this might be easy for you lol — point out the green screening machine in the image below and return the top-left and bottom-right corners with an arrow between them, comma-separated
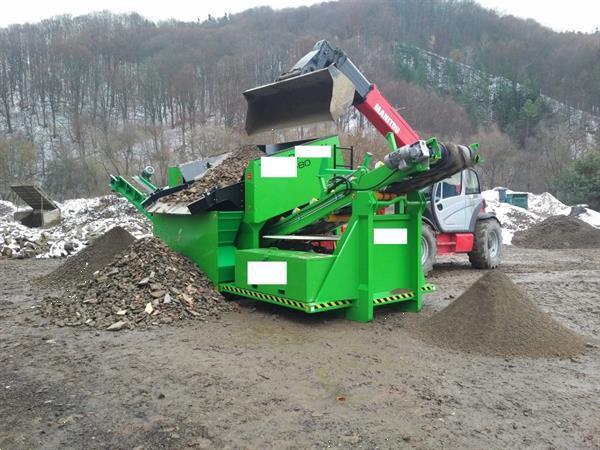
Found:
110,40 -> 480,322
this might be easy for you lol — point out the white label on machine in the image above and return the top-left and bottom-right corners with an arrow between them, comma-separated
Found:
260,157 -> 297,178
247,261 -> 287,285
373,228 -> 407,245
295,145 -> 331,158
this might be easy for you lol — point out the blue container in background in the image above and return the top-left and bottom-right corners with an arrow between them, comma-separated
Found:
496,187 -> 508,203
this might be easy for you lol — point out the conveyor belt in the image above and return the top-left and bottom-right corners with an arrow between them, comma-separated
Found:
10,185 -> 58,211
262,235 -> 341,241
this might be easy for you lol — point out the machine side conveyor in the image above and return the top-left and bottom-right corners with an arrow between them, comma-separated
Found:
109,175 -> 152,219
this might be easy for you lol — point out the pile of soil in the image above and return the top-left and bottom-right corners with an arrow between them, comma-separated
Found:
419,271 -> 587,358
40,237 -> 237,330
166,145 -> 263,204
37,227 -> 135,286
513,215 -> 600,249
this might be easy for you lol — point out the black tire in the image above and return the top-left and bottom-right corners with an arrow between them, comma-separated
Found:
468,219 -> 502,269
421,223 -> 437,276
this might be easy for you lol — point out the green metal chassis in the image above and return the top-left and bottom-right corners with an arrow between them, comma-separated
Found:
222,190 -> 429,322
111,135 -> 437,322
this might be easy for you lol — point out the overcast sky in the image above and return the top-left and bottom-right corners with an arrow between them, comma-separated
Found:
0,0 -> 598,33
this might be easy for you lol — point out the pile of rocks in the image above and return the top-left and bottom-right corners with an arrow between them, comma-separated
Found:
165,145 -> 262,204
0,230 -> 46,258
39,237 -> 237,330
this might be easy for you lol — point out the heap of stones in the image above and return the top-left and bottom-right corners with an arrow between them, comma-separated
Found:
40,237 -> 237,330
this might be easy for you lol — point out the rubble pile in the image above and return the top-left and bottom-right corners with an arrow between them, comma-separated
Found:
0,195 -> 151,259
39,237 -> 237,330
165,145 -> 262,204
419,271 -> 587,358
513,215 -> 600,249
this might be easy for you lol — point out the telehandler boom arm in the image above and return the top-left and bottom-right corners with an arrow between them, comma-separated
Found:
244,40 -> 419,147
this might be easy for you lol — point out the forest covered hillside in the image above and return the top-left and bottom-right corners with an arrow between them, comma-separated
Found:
0,0 -> 599,203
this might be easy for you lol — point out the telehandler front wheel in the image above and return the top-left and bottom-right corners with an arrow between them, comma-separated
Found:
468,219 -> 502,269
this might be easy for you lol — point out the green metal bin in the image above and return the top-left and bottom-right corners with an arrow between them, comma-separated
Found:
152,211 -> 243,285
505,192 -> 528,209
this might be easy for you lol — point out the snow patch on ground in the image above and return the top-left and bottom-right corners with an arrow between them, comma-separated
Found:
482,191 -> 541,244
483,189 -> 600,244
528,192 -> 571,217
0,195 -> 151,259
2,187 -> 599,258
0,200 -> 17,217
578,208 -> 600,228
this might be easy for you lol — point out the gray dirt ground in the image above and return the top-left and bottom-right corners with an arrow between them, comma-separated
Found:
1,246 -> 599,449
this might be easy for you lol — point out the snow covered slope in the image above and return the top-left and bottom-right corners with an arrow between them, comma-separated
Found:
2,188 -> 599,257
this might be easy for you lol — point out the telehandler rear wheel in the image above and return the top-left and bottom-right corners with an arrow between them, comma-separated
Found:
421,223 -> 437,276
468,219 -> 502,269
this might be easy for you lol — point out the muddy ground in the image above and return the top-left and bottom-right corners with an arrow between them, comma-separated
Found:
1,247 -> 599,449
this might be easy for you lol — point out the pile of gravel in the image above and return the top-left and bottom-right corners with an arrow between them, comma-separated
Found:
40,237 -> 237,330
165,145 -> 262,204
419,271 -> 587,358
37,227 -> 135,287
512,215 -> 600,249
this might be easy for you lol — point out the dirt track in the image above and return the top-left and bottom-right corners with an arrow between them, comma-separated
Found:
1,246 -> 599,449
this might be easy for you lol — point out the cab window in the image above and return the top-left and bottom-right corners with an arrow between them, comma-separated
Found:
440,172 -> 462,198
464,169 -> 480,195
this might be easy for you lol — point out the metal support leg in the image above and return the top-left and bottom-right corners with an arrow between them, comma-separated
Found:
345,192 -> 374,322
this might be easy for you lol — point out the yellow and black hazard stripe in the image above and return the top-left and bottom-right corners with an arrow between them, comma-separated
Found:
421,283 -> 436,292
221,284 -> 308,311
221,282 -> 435,313
312,299 -> 353,310
220,284 -> 354,313
374,283 -> 436,306
373,291 -> 416,305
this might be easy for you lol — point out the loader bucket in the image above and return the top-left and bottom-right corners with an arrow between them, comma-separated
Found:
244,66 -> 356,135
